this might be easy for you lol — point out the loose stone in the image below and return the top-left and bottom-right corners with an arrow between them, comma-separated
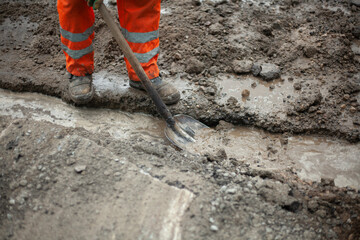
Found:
19,179 -> 28,187
210,225 -> 219,232
293,82 -> 302,90
74,165 -> 86,173
242,89 -> 250,98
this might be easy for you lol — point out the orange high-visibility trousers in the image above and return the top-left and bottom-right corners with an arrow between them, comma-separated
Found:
57,0 -> 161,81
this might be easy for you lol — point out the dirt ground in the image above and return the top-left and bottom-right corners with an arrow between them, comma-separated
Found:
1,0 -> 360,239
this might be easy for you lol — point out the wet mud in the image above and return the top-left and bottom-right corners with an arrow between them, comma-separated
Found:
189,124 -> 360,189
0,0 -> 359,141
1,0 -> 360,239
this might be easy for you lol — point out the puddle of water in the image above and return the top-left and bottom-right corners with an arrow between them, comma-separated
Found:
0,89 -> 165,141
187,126 -> 360,189
216,74 -> 298,116
286,136 -> 360,189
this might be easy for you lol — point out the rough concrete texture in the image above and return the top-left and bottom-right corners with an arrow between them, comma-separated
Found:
1,90 -> 360,239
1,0 -> 360,239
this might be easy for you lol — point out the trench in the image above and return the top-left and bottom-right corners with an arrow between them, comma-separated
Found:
1,89 -> 359,190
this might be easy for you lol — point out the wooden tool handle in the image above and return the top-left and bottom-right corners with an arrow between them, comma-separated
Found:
98,4 -> 175,126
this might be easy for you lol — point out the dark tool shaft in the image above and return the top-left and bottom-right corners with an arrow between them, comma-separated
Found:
99,4 -> 175,127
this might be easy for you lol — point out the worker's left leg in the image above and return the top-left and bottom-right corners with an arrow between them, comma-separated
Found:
57,0 -> 95,104
117,0 -> 180,105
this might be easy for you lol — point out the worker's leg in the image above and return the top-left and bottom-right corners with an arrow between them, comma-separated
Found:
57,0 -> 95,76
117,0 -> 160,81
117,0 -> 180,105
57,0 -> 95,104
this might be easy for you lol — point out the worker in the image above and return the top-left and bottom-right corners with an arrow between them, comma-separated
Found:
57,0 -> 180,105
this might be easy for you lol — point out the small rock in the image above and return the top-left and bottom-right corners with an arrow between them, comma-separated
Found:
210,225 -> 219,232
173,52 -> 182,60
350,106 -> 357,113
209,23 -> 223,35
209,66 -> 218,75
251,82 -> 257,88
104,170 -> 111,176
74,165 -> 86,173
114,172 -> 121,177
307,200 -> 319,212
269,85 -> 275,90
227,96 -> 238,106
226,188 -> 237,194
251,64 -> 262,76
304,46 -> 318,58
293,82 -> 302,90
211,50 -> 218,58
232,60 -> 253,74
343,94 -> 350,101
9,199 -> 15,205
19,179 -> 28,187
205,149 -> 227,162
321,178 -> 335,187
259,63 -> 281,81
309,106 -> 318,112
340,104 -> 346,110
186,57 -> 205,74
242,89 -> 250,98
215,120 -> 234,131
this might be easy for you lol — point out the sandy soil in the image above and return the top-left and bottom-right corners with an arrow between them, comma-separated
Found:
1,0 -> 360,239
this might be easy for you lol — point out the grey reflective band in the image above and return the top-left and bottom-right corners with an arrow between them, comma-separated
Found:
133,47 -> 160,63
61,43 -> 94,59
120,27 -> 159,44
60,25 -> 94,42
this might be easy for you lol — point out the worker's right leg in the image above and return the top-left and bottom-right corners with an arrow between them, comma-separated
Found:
117,0 -> 180,105
57,0 -> 95,104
